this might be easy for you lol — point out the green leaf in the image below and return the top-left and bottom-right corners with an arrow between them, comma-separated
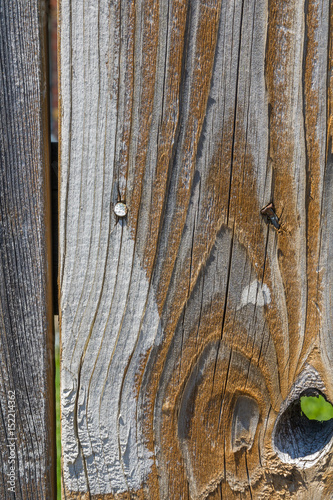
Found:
300,395 -> 333,422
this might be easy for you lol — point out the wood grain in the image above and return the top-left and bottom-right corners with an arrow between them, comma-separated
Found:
0,1 -> 55,499
59,0 -> 333,497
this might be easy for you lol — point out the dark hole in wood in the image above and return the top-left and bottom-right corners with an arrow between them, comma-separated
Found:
274,389 -> 333,460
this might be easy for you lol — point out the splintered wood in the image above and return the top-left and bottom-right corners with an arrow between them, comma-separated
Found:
59,0 -> 333,498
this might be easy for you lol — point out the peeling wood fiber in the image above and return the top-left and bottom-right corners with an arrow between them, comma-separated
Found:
59,0 -> 333,498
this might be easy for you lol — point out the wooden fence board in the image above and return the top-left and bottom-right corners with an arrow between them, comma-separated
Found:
59,0 -> 333,498
0,2 -> 55,499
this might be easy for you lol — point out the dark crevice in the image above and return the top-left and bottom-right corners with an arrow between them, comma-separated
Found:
211,226 -> 234,394
148,0 -> 191,293
274,389 -> 333,460
261,226 -> 270,284
212,0 -> 245,394
50,141 -> 58,315
245,453 -> 253,499
74,358 -> 91,497
160,0 -> 171,121
227,0 -> 245,224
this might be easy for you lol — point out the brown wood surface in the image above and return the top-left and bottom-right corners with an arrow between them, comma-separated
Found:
0,2 -> 55,499
59,0 -> 333,498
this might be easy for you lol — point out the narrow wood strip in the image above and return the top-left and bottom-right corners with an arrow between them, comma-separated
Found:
0,1 -> 55,498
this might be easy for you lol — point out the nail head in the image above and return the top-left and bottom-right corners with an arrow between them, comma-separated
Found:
114,202 -> 128,217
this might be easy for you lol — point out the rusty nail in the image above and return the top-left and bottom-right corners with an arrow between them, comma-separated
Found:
260,202 -> 280,229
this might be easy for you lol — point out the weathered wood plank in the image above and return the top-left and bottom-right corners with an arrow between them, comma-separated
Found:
59,0 -> 333,498
0,1 -> 55,499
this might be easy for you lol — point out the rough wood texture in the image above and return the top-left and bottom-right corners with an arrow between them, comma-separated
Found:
59,0 -> 333,497
0,1 -> 55,499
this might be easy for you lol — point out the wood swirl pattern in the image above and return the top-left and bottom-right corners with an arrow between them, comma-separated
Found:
59,0 -> 333,497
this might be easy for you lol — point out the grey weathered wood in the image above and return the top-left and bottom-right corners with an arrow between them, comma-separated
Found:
59,0 -> 333,498
0,2 -> 55,499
